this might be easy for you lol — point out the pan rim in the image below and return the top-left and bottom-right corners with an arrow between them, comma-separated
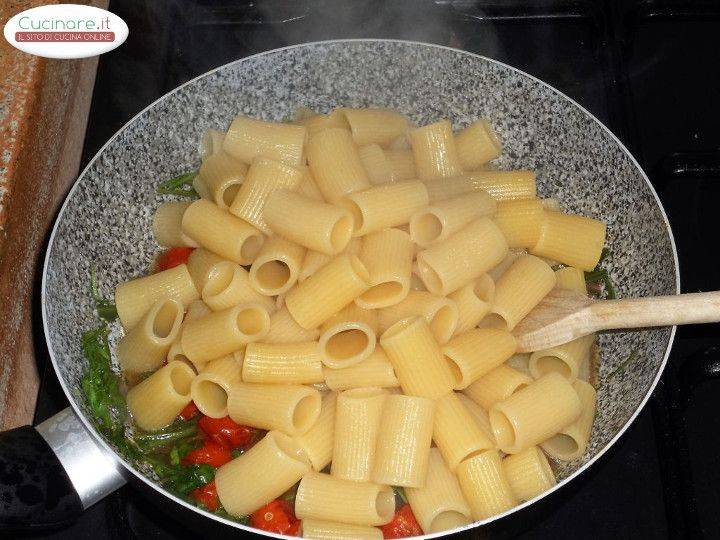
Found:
41,38 -> 680,538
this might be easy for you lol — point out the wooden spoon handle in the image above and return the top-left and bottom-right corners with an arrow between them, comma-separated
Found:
587,291 -> 720,332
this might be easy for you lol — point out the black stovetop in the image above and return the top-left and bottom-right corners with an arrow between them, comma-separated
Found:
25,1 -> 720,538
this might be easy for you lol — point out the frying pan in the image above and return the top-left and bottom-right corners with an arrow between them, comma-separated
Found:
0,40 -> 678,536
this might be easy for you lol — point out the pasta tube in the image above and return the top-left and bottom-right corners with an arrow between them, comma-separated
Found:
285,254 -> 371,329
199,128 -> 225,159
416,217 -> 508,296
341,108 -> 409,147
264,306 -> 321,344
181,303 -> 270,364
554,266 -> 588,293
307,127 -> 371,203
386,150 -> 416,181
423,170 -> 536,203
493,198 -> 544,248
264,190 -> 353,255
115,264 -> 199,330
295,391 -> 337,471
490,372 -> 582,454
378,290 -> 458,344
229,157 -> 303,234
223,115 -> 306,166
152,201 -> 197,247
340,181 -> 429,237
182,199 -> 264,265
443,328 -> 517,389
463,365 -> 532,411
248,235 -> 306,296
227,382 -> 321,435
201,260 -> 276,312
216,431 -> 311,517
454,119 -> 502,170
323,348 -> 399,391
433,393 -> 493,471
126,361 -> 195,431
242,341 -> 323,384
409,120 -> 462,180
295,472 -> 395,526
198,151 -> 247,210
456,393 -> 495,444
456,450 -> 518,520
190,352 -> 243,418
301,519 -> 382,539
318,303 -> 378,368
487,254 -> 556,331
529,333 -> 595,382
379,317 -> 455,400
541,380 -> 596,461
502,446 -> 556,502
405,448 -> 472,534
117,298 -> 183,374
332,388 -> 387,482
372,394 -> 435,488
358,144 -> 393,184
529,211 -> 607,271
447,275 -> 495,336
356,228 -> 414,309
409,191 -> 496,248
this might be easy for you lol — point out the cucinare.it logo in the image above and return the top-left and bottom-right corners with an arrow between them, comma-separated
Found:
3,4 -> 128,59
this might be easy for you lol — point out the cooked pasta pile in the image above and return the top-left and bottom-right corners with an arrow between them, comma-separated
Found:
114,107 -> 607,538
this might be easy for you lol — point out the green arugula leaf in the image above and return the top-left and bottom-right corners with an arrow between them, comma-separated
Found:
393,486 -> 408,505
157,171 -> 199,198
585,248 -> 616,300
134,418 -> 200,454
160,463 -> 215,496
169,437 -> 203,465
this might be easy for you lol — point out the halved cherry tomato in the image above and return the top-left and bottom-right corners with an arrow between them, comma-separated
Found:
191,481 -> 219,512
178,401 -> 200,420
199,415 -> 255,449
250,499 -> 301,536
156,247 -> 194,272
381,504 -> 423,538
182,440 -> 232,467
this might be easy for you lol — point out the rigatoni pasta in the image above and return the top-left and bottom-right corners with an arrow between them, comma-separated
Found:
443,328 -> 517,389
501,446 -> 556,502
323,348 -> 399,391
318,303 -> 378,368
182,199 -> 264,265
216,431 -> 311,517
242,341 -> 323,384
380,317 -> 456,400
378,290 -> 459,344
340,181 -> 429,237
295,472 -> 395,526
405,448 -> 472,534
306,127 -> 371,203
198,151 -> 247,210
409,119 -> 463,180
454,119 -> 502,169
416,217 -> 508,296
152,201 -> 197,247
248,235 -> 306,296
106,106 -> 612,534
372,394 -> 435,487
223,115 -> 306,166
356,228 -> 413,309
227,382 -> 321,436
229,157 -> 303,234
115,264 -> 199,330
409,191 -> 496,248
489,372 -> 582,454
332,388 -> 387,482
264,190 -> 353,255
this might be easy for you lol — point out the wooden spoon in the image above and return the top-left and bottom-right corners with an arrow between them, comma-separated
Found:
513,288 -> 720,353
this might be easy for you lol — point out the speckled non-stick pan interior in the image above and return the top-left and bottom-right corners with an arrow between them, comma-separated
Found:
42,40 -> 678,528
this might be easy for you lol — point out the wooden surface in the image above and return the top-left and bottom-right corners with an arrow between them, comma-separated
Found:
0,1 -> 106,429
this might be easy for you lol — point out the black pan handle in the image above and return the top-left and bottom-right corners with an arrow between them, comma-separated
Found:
0,408 -> 126,530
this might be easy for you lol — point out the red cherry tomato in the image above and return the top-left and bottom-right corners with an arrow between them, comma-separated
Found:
381,505 -> 423,538
199,415 -> 255,449
250,499 -> 301,536
182,440 -> 232,467
156,247 -> 194,272
178,401 -> 200,421
191,481 -> 219,512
